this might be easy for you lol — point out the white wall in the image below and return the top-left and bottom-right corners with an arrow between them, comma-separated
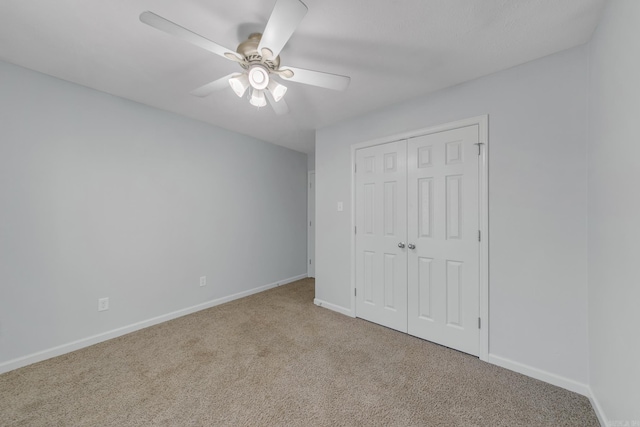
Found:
316,46 -> 590,387
588,0 -> 640,422
0,60 -> 308,369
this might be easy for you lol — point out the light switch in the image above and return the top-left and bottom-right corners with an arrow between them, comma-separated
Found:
337,202 -> 344,212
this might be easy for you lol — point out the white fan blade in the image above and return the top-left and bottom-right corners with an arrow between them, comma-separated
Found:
191,73 -> 237,97
258,0 -> 308,59
278,66 -> 350,91
140,11 -> 244,63
266,90 -> 289,115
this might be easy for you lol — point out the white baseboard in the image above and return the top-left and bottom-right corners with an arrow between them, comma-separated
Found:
488,354 -> 590,397
588,387 -> 608,427
273,274 -> 308,287
313,298 -> 354,317
0,273 -> 308,375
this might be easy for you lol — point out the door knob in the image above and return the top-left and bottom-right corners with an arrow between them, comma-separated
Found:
398,242 -> 405,248
408,243 -> 416,249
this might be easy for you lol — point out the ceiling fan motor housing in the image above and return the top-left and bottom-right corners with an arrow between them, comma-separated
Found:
236,33 -> 280,71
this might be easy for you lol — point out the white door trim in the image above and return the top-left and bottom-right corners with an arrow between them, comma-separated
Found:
350,115 -> 489,361
307,171 -> 315,278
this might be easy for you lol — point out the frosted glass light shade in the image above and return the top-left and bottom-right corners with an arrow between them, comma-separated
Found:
229,74 -> 250,97
267,80 -> 287,102
248,66 -> 269,90
250,89 -> 267,107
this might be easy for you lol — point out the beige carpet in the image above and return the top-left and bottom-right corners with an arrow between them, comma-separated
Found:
1,278 -> 598,426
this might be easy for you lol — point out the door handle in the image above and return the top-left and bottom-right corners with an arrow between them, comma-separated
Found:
398,242 -> 405,249
408,243 -> 416,250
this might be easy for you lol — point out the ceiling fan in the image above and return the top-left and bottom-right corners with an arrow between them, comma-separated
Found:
140,0 -> 350,115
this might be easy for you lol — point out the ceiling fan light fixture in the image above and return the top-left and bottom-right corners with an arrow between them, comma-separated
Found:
250,89 -> 267,107
267,80 -> 287,102
228,74 -> 250,98
248,65 -> 270,90
141,0 -> 350,116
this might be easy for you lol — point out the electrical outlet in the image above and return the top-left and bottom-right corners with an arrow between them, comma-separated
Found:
98,297 -> 109,312
199,276 -> 206,287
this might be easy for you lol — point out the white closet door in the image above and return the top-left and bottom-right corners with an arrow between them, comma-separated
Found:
355,140 -> 408,332
407,126 -> 480,355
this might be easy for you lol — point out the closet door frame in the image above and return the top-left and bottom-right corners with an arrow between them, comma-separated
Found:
349,115 -> 489,362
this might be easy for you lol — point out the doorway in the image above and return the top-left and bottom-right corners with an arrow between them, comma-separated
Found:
308,171 -> 315,278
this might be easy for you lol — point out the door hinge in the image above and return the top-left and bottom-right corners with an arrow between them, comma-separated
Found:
309,221 -> 312,226
354,163 -> 357,173
309,259 -> 312,265
354,288 -> 357,296
354,226 -> 357,234
478,230 -> 481,242
474,142 -> 484,155
478,317 -> 481,329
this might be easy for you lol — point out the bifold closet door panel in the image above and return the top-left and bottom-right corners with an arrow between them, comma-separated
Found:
354,140 -> 408,333
406,126 -> 480,356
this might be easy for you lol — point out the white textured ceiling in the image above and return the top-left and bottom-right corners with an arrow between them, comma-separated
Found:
0,0 -> 606,153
